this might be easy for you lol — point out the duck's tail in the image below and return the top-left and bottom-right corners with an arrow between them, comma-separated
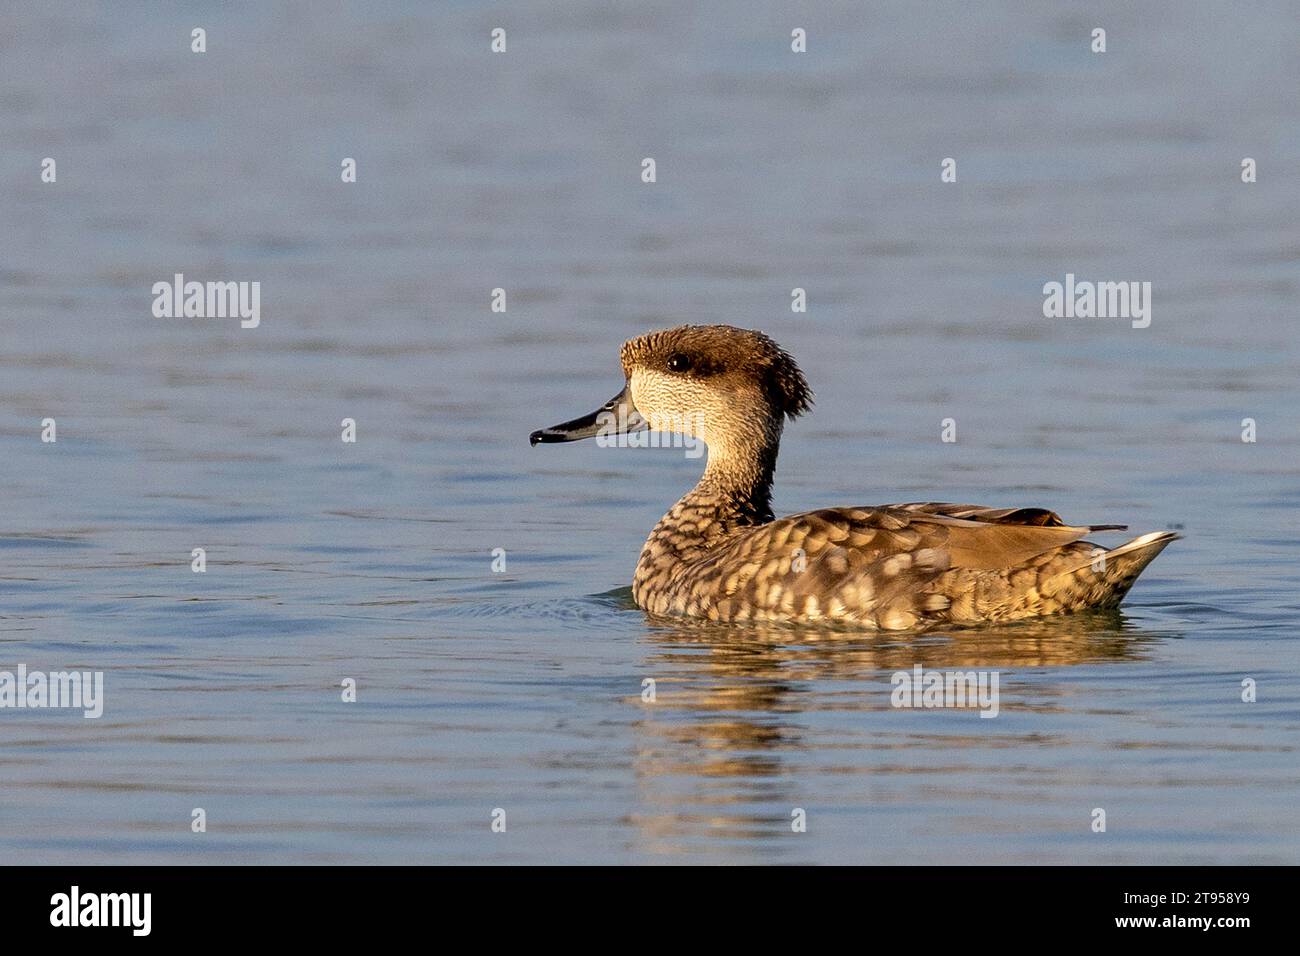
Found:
1108,530 -> 1181,560
1047,530 -> 1180,609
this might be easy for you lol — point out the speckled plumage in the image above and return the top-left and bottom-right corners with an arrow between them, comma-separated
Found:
533,325 -> 1177,630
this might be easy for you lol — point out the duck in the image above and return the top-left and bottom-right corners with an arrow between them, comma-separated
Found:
530,324 -> 1177,630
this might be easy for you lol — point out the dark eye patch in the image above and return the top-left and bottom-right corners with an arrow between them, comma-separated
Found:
665,352 -> 724,376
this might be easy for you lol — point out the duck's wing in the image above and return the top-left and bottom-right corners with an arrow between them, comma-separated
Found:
880,501 -> 1131,569
754,504 -> 1114,572
889,501 -> 1127,533
705,504 -> 1124,627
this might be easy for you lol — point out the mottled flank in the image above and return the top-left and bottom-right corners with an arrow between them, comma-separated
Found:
634,499 -> 1178,629
539,325 -> 1178,630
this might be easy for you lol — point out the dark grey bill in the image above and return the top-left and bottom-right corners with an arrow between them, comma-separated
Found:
530,384 -> 645,446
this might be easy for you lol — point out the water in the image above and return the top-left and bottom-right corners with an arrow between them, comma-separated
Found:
1,0 -> 1297,864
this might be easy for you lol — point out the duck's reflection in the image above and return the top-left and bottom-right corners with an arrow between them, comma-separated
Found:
627,609 -> 1175,859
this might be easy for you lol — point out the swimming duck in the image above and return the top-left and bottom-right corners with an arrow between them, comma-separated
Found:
530,325 -> 1176,630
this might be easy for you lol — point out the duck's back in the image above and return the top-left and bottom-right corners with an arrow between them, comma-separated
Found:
632,501 -> 1177,629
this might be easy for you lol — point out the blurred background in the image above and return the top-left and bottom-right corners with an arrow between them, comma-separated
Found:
0,0 -> 1297,863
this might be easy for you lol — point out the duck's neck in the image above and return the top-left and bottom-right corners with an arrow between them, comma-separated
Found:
692,432 -> 779,527
633,425 -> 783,605
631,429 -> 780,608
655,425 -> 782,550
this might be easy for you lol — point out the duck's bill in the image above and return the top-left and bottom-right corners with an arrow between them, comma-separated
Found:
530,385 -> 646,445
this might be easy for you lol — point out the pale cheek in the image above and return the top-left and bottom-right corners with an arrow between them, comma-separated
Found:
628,371 -> 656,417
653,411 -> 704,436
629,372 -> 669,422
631,372 -> 707,435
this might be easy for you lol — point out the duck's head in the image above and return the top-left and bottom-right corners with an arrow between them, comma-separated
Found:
529,325 -> 812,453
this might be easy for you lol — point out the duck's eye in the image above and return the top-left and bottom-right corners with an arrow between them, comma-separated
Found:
667,353 -> 692,373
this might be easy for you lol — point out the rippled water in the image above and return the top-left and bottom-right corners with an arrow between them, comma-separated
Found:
2,1 -> 1297,864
